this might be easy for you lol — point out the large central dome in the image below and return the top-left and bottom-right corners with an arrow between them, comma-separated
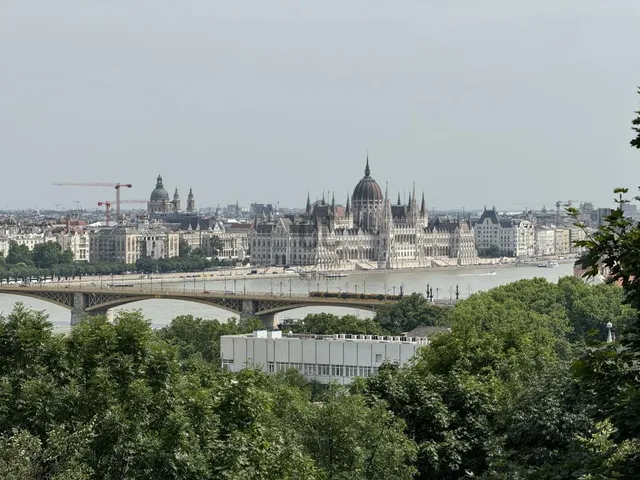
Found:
352,156 -> 383,202
150,174 -> 170,202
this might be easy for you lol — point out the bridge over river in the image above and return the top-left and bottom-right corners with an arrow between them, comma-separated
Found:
0,284 -> 452,328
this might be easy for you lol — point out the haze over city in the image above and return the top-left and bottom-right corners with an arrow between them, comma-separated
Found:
1,1 -> 640,211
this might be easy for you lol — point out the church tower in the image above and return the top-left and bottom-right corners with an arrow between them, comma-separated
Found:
172,188 -> 180,212
186,188 -> 195,213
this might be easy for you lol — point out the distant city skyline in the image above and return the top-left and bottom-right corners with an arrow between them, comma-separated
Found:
1,1 -> 639,211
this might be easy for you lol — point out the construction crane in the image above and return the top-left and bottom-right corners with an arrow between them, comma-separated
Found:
98,200 -> 148,226
53,182 -> 132,223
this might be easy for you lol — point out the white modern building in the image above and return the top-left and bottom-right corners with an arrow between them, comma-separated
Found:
220,330 -> 428,384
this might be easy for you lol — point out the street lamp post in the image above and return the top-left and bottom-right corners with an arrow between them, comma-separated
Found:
289,278 -> 292,296
606,322 -> 614,343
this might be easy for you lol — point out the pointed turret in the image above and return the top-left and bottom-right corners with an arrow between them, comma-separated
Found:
322,191 -> 325,205
420,192 -> 426,216
397,192 -> 401,206
345,193 -> 350,215
365,153 -> 370,177
331,191 -> 335,215
407,192 -> 412,212
172,188 -> 181,212
186,187 -> 195,213
306,192 -> 312,215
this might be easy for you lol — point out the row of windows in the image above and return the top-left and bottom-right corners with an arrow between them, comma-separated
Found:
267,362 -> 380,378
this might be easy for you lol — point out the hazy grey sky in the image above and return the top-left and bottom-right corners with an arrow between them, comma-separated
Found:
1,1 -> 639,212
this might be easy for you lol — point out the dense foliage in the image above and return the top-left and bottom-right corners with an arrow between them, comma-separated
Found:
0,270 -> 637,478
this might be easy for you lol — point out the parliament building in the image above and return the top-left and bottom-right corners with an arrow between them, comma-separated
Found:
250,157 -> 478,270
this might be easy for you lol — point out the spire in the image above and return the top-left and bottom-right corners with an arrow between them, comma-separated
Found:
322,191 -> 325,205
331,191 -> 335,213
397,192 -> 401,206
364,153 -> 370,177
306,192 -> 311,215
345,193 -> 350,215
412,182 -> 416,205
408,192 -> 412,211
420,192 -> 426,216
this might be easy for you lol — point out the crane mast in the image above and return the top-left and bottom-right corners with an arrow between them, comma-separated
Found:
53,182 -> 132,224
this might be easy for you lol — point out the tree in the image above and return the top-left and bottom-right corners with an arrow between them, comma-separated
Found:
178,239 -> 191,258
158,315 -> 263,364
478,245 -> 501,258
209,235 -> 224,257
374,293 -> 450,334
32,241 -> 64,269
288,313 -> 386,336
5,241 -> 33,266
632,86 -> 640,149
301,387 -> 417,480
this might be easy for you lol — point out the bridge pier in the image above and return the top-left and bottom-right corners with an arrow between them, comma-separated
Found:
70,293 -> 111,326
259,313 -> 277,330
239,299 -> 277,329
240,300 -> 256,322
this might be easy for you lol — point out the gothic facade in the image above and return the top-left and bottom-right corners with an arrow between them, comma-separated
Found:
250,158 -> 478,270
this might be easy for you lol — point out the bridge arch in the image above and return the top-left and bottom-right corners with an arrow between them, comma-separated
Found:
85,295 -> 242,317
257,303 -> 377,317
0,290 -> 74,310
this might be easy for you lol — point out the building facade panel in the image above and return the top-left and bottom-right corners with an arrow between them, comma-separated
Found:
221,331 -> 427,385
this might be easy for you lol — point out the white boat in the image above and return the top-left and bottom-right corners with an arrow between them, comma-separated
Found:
538,260 -> 559,268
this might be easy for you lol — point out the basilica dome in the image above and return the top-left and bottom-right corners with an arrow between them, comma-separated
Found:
352,157 -> 383,202
150,174 -> 170,202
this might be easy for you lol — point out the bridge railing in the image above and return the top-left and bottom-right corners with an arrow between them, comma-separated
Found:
0,283 -> 460,305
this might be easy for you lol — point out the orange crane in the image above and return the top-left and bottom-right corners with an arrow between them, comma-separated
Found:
53,182 -> 132,223
98,200 -> 149,226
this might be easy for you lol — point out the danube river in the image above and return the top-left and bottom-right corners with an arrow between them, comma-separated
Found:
0,263 -> 576,332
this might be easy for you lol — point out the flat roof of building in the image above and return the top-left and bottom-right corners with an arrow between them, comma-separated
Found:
223,330 -> 428,345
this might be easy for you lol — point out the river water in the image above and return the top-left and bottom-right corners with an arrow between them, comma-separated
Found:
0,263 -> 575,332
